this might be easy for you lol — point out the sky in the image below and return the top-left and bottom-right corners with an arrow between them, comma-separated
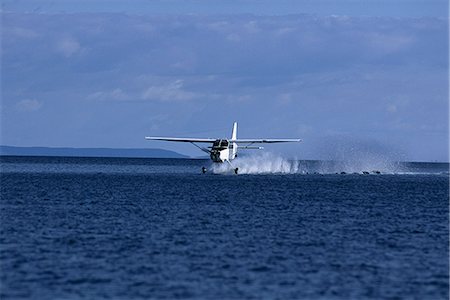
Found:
1,0 -> 449,162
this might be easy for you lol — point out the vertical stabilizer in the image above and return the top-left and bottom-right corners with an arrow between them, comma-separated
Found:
231,122 -> 238,158
231,122 -> 237,140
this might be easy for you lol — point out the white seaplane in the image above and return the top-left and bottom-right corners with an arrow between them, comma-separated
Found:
145,122 -> 301,173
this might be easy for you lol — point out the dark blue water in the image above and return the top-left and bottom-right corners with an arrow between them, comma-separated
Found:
1,156 -> 448,299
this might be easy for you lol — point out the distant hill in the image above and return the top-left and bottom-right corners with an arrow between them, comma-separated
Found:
0,146 -> 188,159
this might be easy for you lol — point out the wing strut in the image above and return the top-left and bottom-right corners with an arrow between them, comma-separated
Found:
190,142 -> 211,154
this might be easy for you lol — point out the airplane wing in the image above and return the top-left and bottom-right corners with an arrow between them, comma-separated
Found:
145,137 -> 216,143
231,139 -> 302,144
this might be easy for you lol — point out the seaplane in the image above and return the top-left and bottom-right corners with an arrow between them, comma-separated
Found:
145,122 -> 302,174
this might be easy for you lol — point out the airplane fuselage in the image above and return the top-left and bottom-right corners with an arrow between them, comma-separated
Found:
210,139 -> 236,163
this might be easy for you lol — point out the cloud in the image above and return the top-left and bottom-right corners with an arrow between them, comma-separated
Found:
277,93 -> 293,105
7,27 -> 40,39
386,104 -> 398,113
87,88 -> 130,101
243,20 -> 260,34
141,79 -> 196,102
56,36 -> 82,57
16,99 -> 42,112
226,33 -> 241,42
367,32 -> 415,55
1,12 -> 447,161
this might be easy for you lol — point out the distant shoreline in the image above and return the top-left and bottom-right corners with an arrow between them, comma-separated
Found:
0,145 -> 189,159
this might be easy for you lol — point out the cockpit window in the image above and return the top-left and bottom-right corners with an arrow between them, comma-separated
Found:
213,139 -> 229,149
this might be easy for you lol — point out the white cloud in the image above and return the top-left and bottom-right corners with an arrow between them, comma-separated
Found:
56,37 -> 82,57
8,27 -> 39,39
367,32 -> 415,54
244,20 -> 260,34
16,99 -> 42,112
225,94 -> 254,103
207,21 -> 229,33
277,93 -> 293,105
275,27 -> 296,36
87,88 -> 130,101
141,79 -> 196,102
386,104 -> 398,113
226,33 -> 241,42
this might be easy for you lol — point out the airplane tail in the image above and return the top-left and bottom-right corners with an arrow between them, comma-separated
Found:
231,122 -> 238,159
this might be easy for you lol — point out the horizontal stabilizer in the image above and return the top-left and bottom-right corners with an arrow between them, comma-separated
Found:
230,139 -> 302,144
240,146 -> 264,150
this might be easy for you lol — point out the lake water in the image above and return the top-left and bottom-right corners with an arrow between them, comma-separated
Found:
1,156 -> 448,299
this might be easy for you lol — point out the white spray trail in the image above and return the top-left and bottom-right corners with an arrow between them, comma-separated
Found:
210,152 -> 405,175
212,153 -> 299,174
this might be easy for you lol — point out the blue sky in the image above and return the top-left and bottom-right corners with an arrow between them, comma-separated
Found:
1,1 -> 448,161
2,0 -> 448,17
